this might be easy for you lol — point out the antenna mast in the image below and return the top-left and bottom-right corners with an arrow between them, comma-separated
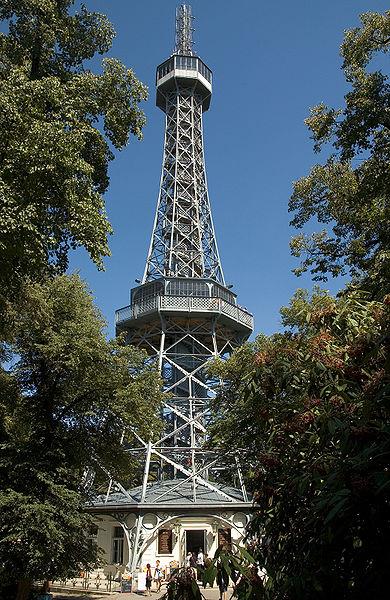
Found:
174,4 -> 195,55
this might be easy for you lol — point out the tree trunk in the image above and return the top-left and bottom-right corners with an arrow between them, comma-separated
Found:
16,578 -> 32,600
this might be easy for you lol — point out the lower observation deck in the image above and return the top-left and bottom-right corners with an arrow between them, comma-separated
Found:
116,294 -> 253,332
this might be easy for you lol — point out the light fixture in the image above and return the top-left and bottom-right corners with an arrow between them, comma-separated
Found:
135,278 -> 141,283
226,284 -> 233,289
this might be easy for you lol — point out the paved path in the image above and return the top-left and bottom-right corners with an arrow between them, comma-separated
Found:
53,586 -> 222,600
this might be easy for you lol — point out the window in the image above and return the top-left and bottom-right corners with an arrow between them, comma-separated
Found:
89,523 -> 98,537
175,56 -> 197,70
132,281 -> 163,304
166,279 -> 209,297
87,523 -> 99,551
158,528 -> 173,554
157,58 -> 174,81
211,284 -> 236,304
112,526 -> 124,564
198,60 -> 211,83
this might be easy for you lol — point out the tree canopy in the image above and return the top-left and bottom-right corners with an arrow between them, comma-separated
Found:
209,290 -> 390,599
289,11 -> 390,296
0,3 -> 155,598
209,10 -> 390,599
0,275 -> 163,598
0,0 -> 147,310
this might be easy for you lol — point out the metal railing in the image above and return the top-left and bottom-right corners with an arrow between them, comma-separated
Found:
116,295 -> 253,329
51,572 -> 122,593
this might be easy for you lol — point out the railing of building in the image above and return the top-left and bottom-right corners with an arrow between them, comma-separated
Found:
116,295 -> 253,329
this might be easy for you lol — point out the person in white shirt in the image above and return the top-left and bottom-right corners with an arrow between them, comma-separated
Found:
196,549 -> 204,580
197,549 -> 204,566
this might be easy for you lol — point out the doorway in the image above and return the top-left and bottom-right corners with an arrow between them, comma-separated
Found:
186,530 -> 206,555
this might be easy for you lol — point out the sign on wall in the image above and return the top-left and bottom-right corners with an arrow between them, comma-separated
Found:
158,528 -> 173,554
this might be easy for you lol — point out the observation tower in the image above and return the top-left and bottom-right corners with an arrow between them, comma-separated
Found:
91,5 -> 254,578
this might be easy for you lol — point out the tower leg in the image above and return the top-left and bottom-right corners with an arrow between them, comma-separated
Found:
129,441 -> 152,576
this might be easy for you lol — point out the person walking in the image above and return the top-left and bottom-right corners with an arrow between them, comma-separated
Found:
145,564 -> 153,596
203,553 -> 213,588
154,559 -> 163,592
216,560 -> 229,600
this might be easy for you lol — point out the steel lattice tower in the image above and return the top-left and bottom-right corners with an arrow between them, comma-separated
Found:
144,7 -> 223,285
101,4 -> 254,573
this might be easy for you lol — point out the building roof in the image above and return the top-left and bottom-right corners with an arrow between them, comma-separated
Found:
91,478 -> 249,508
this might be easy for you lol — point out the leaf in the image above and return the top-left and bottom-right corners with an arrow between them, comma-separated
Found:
237,546 -> 256,565
191,578 -> 201,600
220,553 -> 231,577
324,496 -> 350,525
203,564 -> 217,586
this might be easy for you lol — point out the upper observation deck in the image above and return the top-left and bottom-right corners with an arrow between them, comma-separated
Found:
156,55 -> 212,111
116,278 -> 253,334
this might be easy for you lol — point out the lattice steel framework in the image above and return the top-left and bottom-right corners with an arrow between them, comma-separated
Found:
109,4 -> 253,573
124,311 -> 248,487
174,4 -> 194,55
143,18 -> 224,284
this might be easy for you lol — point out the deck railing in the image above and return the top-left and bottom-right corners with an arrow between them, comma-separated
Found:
116,295 -> 253,329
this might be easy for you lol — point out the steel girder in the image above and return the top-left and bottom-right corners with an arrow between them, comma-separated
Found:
125,313 -> 247,503
143,88 -> 224,284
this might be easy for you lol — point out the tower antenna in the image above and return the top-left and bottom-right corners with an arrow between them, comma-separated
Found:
174,4 -> 195,55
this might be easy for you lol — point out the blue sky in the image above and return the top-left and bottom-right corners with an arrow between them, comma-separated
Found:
69,0 -> 388,339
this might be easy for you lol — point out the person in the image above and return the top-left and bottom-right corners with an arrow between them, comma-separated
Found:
203,553 -> 213,588
185,552 -> 193,568
154,559 -> 163,592
196,548 -> 204,581
197,548 -> 204,566
249,565 -> 264,590
216,561 -> 229,600
145,564 -> 153,596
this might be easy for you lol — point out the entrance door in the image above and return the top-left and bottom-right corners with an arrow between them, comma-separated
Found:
186,530 -> 206,555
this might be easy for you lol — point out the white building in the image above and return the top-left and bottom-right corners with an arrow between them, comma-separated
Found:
89,480 -> 251,583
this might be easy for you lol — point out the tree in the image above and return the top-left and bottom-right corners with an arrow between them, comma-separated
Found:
0,275 -> 163,600
289,11 -> 390,296
0,0 -> 147,311
209,10 -> 390,599
209,289 -> 390,599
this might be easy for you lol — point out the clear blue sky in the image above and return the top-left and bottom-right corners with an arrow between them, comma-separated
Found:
69,0 -> 388,339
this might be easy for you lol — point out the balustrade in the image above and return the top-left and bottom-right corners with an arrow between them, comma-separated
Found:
116,294 -> 253,329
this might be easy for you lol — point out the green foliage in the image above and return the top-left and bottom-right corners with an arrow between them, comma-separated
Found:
162,547 -> 263,600
0,274 -> 163,591
210,290 -> 390,599
210,11 -> 390,599
163,568 -> 204,600
0,0 -> 147,309
289,11 -> 390,296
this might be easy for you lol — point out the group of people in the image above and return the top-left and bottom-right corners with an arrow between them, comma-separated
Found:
144,549 -> 264,600
185,548 -> 230,597
145,560 -> 164,595
185,547 -> 210,575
